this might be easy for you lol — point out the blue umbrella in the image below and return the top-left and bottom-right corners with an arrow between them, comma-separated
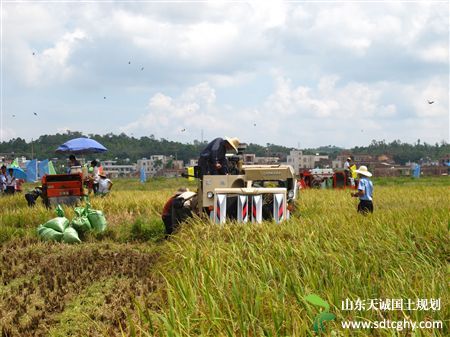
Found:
55,138 -> 107,154
7,167 -> 27,180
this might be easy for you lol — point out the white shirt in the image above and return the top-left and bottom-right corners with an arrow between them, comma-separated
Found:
6,175 -> 16,188
344,161 -> 350,170
98,178 -> 112,194
0,174 -> 6,191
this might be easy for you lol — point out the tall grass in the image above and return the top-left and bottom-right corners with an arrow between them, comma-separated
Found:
131,183 -> 449,337
1,177 -> 448,336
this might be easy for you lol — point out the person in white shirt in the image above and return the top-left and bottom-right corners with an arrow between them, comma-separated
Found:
0,165 -> 7,193
5,168 -> 16,194
97,174 -> 113,195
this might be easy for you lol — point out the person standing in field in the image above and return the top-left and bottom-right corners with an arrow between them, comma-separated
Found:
89,160 -> 100,193
5,168 -> 17,194
0,165 -> 7,193
344,157 -> 353,185
351,165 -> 374,214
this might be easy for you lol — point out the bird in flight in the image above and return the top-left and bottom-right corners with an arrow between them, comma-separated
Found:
32,52 -> 36,56
12,114 -> 15,117
128,61 -> 131,64
33,112 -> 38,116
428,100 -> 434,104
181,128 -> 186,132
253,123 -> 256,127
141,67 -> 144,71
104,96 -> 106,99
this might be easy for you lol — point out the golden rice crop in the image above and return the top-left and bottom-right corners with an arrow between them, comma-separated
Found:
0,177 -> 448,337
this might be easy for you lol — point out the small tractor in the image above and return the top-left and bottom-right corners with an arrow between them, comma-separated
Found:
41,172 -> 85,208
173,144 -> 298,225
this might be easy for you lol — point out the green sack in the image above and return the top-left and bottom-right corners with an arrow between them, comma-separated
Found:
74,207 -> 86,217
37,225 -> 63,242
62,227 -> 81,244
87,210 -> 107,232
71,216 -> 92,233
55,205 -> 65,217
42,217 -> 69,233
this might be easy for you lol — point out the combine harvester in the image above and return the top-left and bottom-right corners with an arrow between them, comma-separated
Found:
174,144 -> 298,225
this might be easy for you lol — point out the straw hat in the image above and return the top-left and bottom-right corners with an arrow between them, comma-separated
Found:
225,137 -> 240,153
354,165 -> 372,177
175,187 -> 189,196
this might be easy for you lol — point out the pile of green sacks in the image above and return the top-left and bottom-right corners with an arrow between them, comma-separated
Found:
37,203 -> 107,244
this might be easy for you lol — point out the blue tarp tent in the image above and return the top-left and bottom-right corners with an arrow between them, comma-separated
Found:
26,159 -> 38,182
38,159 -> 49,178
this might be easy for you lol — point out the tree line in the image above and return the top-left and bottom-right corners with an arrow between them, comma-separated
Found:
0,131 -> 448,165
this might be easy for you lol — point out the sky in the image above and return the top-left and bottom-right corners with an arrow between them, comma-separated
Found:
1,0 -> 449,148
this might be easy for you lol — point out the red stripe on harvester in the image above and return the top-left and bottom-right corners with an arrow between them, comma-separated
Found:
278,204 -> 283,219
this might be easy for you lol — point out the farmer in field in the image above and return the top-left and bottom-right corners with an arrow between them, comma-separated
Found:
351,165 -> 374,214
161,187 -> 189,237
97,174 -> 113,195
198,137 -> 240,177
0,165 -> 7,193
5,168 -> 17,194
344,157 -> 353,185
89,160 -> 100,193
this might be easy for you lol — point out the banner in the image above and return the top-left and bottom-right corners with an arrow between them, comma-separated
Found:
412,164 -> 421,178
11,158 -> 19,168
140,167 -> 147,183
26,159 -> 38,182
187,166 -> 194,181
48,161 -> 56,174
38,159 -> 49,178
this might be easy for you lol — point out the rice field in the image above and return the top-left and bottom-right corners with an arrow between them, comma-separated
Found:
0,177 -> 448,336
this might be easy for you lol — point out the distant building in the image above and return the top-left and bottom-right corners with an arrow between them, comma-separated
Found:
188,159 -> 198,166
242,153 -> 279,165
137,155 -> 184,177
286,150 -> 328,172
102,160 -> 137,178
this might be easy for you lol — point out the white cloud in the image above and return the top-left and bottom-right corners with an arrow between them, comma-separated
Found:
2,1 -> 448,146
121,75 -> 413,147
121,82 -> 234,139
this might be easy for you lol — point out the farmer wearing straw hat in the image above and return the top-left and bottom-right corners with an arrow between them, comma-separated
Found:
198,137 -> 240,177
351,165 -> 374,214
162,187 -> 190,236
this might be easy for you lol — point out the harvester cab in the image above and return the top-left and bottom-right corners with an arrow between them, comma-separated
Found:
178,143 -> 298,225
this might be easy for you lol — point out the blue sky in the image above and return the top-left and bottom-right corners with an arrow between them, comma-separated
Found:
1,0 -> 448,148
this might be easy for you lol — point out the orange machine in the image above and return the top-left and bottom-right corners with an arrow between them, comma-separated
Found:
41,173 -> 85,207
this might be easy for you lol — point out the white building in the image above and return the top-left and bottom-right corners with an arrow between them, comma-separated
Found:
102,160 -> 137,177
286,150 -> 329,172
137,155 -> 184,177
